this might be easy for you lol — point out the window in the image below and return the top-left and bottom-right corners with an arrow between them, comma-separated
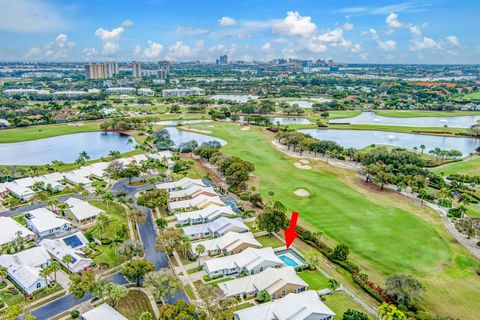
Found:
36,283 -> 41,288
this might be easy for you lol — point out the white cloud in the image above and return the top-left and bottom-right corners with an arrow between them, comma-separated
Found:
409,37 -> 439,51
408,24 -> 422,37
261,42 -> 272,53
378,40 -> 397,52
175,26 -> 209,36
94,26 -> 125,56
0,0 -> 67,33
274,37 -> 288,44
121,20 -> 134,28
25,33 -> 75,59
167,41 -> 201,60
316,28 -> 344,43
342,22 -> 354,31
143,41 -> 163,59
272,11 -> 316,36
445,35 -> 460,46
82,47 -> 98,58
219,17 -> 237,26
359,52 -> 369,60
385,13 -> 403,34
338,3 -> 430,15
25,47 -> 41,58
351,43 -> 363,53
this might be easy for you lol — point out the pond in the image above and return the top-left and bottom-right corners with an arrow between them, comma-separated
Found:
238,116 -> 312,125
0,132 -> 136,165
299,129 -> 480,156
330,111 -> 480,128
164,127 -> 226,147
285,97 -> 332,109
210,94 -> 259,103
153,119 -> 212,126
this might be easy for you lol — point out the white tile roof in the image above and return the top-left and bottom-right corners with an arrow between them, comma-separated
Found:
182,217 -> 249,237
40,234 -> 91,273
168,194 -> 224,211
65,197 -> 104,221
169,186 -> 217,200
192,231 -> 261,256
233,290 -> 335,320
27,207 -> 71,234
156,177 -> 206,190
82,304 -> 127,320
175,204 -> 235,224
0,217 -> 35,246
204,247 -> 284,274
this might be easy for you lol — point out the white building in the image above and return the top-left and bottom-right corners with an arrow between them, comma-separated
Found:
191,231 -> 261,257
219,266 -> 308,299
81,303 -> 127,320
106,87 -> 136,95
175,204 -> 235,225
26,208 -> 72,237
203,247 -> 285,277
0,217 -> 35,247
0,247 -> 52,294
156,177 -> 206,192
168,194 -> 225,212
137,88 -> 155,96
40,232 -> 91,273
65,197 -> 104,223
169,185 -> 217,202
161,87 -> 205,98
52,90 -> 88,98
182,217 -> 250,240
233,290 -> 335,320
3,89 -> 47,96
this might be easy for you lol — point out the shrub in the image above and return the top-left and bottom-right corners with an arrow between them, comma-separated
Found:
438,198 -> 452,208
101,238 -> 112,245
239,193 -> 250,201
71,310 -> 80,319
0,299 -> 4,309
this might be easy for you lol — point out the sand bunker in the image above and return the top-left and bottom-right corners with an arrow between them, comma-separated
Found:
299,159 -> 310,164
240,126 -> 251,131
294,189 -> 310,197
294,162 -> 312,170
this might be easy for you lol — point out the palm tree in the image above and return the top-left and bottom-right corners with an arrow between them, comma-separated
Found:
420,144 -> 426,154
57,203 -> 70,217
458,193 -> 471,206
102,192 -> 115,211
39,266 -> 52,286
62,255 -> 73,272
49,261 -> 61,283
195,244 -> 205,266
46,199 -> 60,212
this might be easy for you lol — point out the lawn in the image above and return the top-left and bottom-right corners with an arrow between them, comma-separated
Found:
255,235 -> 285,248
116,289 -> 154,319
230,302 -> 255,312
244,220 -> 260,233
323,292 -> 376,320
186,122 -> 480,319
184,284 -> 196,301
0,121 -> 101,143
374,110 -> 480,118
298,270 -> 330,290
432,155 -> 480,176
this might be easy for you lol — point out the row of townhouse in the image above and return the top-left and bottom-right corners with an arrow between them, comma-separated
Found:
0,151 -> 173,201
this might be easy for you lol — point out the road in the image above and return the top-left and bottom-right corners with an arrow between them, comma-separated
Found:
29,177 -> 184,319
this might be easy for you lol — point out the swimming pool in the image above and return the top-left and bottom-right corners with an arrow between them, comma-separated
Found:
279,254 -> 299,267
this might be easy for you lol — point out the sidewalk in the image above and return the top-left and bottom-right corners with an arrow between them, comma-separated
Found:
172,251 -> 201,302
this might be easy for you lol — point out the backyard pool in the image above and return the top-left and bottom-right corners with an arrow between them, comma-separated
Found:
275,248 -> 306,268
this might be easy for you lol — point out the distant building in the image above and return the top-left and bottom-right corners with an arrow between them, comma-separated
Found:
137,88 -> 155,96
105,87 -> 136,95
157,60 -> 172,79
217,54 -> 228,65
132,62 -> 142,80
84,62 -> 118,80
161,87 -> 205,98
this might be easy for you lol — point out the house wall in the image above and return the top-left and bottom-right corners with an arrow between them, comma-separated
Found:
248,261 -> 282,275
270,283 -> 307,300
229,243 -> 260,255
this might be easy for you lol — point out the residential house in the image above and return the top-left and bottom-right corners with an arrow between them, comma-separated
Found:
233,290 -> 335,320
3,181 -> 35,200
0,217 -> 35,248
63,171 -> 93,187
169,185 -> 217,202
156,177 -> 206,192
175,204 -> 235,225
191,231 -> 261,257
65,197 -> 104,223
40,232 -> 91,272
26,208 -> 72,237
81,303 -> 128,320
168,194 -> 225,212
0,247 -> 52,294
182,217 -> 250,240
219,266 -> 308,299
203,247 -> 285,277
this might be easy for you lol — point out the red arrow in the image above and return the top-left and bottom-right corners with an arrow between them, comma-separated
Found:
284,211 -> 299,249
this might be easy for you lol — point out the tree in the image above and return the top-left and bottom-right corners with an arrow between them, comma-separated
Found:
39,266 -> 52,286
69,271 -> 96,299
96,213 -> 111,238
385,274 -> 424,310
304,250 -> 321,267
379,303 -> 407,320
115,223 -> 129,241
102,191 -> 115,211
128,208 -> 146,225
62,254 -> 74,272
0,267 -> 7,284
328,278 -> 340,291
195,244 -> 206,266
138,312 -> 153,320
257,201 -> 289,235
155,218 -> 168,231
343,309 -> 369,320
156,228 -> 182,256
159,300 -> 197,320
197,283 -> 235,320
116,240 -> 144,259
0,303 -> 26,320
49,261 -> 61,283
137,189 -> 169,209
121,260 -> 155,286
144,269 -> 181,304
330,243 -> 350,261
458,193 -> 471,206
256,290 -> 271,303
93,282 -> 128,307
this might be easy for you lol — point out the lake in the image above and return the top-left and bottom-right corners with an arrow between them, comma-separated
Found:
299,129 -> 480,156
237,116 -> 312,125
211,94 -> 259,103
164,127 -> 226,147
330,111 -> 480,128
0,132 -> 136,165
153,119 -> 212,126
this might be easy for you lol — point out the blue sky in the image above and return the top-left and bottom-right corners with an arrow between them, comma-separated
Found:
0,0 -> 479,63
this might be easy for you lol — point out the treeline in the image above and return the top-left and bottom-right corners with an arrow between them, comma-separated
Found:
100,117 -> 147,131
194,145 -> 254,192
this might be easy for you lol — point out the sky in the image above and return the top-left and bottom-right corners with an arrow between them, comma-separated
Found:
0,0 -> 479,64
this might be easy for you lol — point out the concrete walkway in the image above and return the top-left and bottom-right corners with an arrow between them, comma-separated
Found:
172,251 -> 201,301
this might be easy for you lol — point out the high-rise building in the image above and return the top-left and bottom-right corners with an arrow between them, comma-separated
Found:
132,62 -> 142,79
157,60 -> 171,80
217,54 -> 228,65
84,62 -> 119,80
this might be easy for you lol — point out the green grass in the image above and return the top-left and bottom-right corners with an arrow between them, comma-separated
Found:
374,110 -> 480,118
206,277 -> 233,287
0,289 -> 23,306
454,91 -> 480,102
231,302 -> 255,312
184,284 -> 196,300
432,156 -> 480,176
0,121 -> 102,143
116,290 -> 154,319
255,235 -> 285,248
245,221 -> 260,233
298,270 -> 330,290
323,292 -> 376,320
186,122 -> 480,319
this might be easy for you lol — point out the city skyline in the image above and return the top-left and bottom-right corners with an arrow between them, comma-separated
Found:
0,0 -> 479,63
